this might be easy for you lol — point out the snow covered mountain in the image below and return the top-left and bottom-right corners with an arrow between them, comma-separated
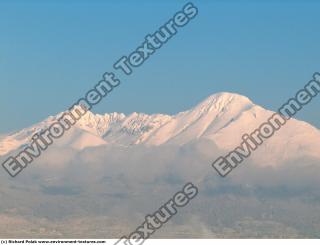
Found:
1,92 -> 320,166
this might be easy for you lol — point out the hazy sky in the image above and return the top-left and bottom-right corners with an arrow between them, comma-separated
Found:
1,0 -> 320,134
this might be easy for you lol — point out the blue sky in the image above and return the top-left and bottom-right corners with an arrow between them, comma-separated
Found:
1,0 -> 320,134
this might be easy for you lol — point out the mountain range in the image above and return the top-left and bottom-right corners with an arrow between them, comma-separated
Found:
1,92 -> 320,238
1,92 -> 320,167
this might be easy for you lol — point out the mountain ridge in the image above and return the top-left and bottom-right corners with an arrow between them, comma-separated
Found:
1,92 -> 320,167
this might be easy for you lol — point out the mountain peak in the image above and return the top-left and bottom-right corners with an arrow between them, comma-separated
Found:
188,92 -> 254,118
201,92 -> 253,107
